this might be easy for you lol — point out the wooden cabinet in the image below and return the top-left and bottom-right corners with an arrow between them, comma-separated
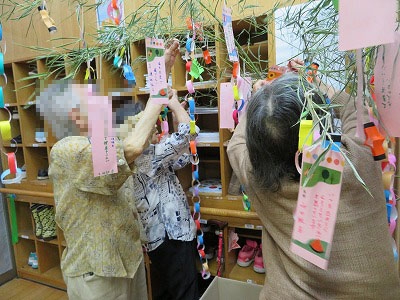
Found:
3,193 -> 65,289
0,58 -> 67,288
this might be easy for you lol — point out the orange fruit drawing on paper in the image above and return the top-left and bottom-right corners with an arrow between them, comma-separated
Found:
159,89 -> 167,96
310,239 -> 324,253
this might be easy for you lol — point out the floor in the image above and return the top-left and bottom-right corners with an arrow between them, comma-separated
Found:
0,278 -> 68,300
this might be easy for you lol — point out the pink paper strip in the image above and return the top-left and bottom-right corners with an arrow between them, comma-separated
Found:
291,144 -> 344,269
220,82 -> 235,129
374,32 -> 400,137
88,91 -> 118,177
339,0 -> 396,51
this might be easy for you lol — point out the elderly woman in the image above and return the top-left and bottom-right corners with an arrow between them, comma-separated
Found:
227,73 -> 400,299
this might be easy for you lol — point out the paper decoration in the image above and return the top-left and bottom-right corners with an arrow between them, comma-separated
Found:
0,120 -> 11,140
338,0 -> 396,51
222,5 -> 238,62
237,76 -> 252,102
236,76 -> 252,122
87,90 -> 118,177
291,144 -> 344,269
228,228 -> 241,252
96,0 -> 124,28
220,82 -> 235,129
374,32 -> 400,137
145,37 -> 169,105
189,58 -> 204,79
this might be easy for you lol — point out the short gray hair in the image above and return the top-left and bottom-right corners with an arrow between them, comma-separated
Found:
36,80 -> 82,140
246,73 -> 324,192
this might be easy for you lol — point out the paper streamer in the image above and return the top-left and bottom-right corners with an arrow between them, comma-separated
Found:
0,120 -> 11,140
7,152 -> 17,174
8,194 -> 18,244
0,52 -> 4,75
0,86 -> 4,108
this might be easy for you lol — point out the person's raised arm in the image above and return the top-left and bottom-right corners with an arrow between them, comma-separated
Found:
123,101 -> 162,164
123,39 -> 181,164
168,89 -> 191,125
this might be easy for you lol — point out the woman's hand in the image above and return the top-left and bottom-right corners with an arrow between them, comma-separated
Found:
164,39 -> 180,76
287,58 -> 304,72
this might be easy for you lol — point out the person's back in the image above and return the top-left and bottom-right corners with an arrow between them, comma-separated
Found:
50,136 -> 143,278
227,74 -> 400,299
116,90 -> 199,300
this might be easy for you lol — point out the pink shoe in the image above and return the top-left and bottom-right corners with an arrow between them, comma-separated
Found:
253,245 -> 265,273
237,240 -> 257,267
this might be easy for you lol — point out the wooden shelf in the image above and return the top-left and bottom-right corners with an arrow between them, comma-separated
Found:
18,264 -> 41,276
197,142 -> 220,148
36,238 -> 59,246
227,264 -> 265,285
3,103 -> 18,108
18,230 -> 35,241
25,144 -> 48,148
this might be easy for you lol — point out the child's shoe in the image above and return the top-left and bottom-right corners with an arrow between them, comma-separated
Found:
28,252 -> 36,266
237,239 -> 257,267
31,253 -> 38,269
253,245 -> 265,273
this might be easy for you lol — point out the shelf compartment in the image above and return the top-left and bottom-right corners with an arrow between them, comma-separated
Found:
42,265 -> 64,283
1,146 -> 25,176
19,104 -> 45,146
231,16 -> 268,47
14,238 -> 36,269
97,56 -> 131,92
198,147 -> 220,161
12,201 -> 34,237
37,58 -> 66,83
1,63 -> 17,105
23,147 -> 48,182
196,114 -> 219,132
198,166 -> 221,184
0,106 -> 21,143
36,241 -> 61,274
12,61 -> 38,106
242,41 -> 268,75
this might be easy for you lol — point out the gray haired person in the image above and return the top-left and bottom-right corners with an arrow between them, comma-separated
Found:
36,40 -> 181,300
228,73 -> 400,299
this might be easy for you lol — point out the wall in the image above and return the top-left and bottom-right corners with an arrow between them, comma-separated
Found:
0,193 -> 16,285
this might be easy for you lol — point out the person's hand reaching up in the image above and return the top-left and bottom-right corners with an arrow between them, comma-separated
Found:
165,39 -> 180,76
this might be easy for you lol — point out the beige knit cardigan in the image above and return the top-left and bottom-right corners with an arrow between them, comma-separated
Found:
227,91 -> 400,299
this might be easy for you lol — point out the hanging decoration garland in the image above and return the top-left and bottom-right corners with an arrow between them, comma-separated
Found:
184,17 -> 210,280
369,76 -> 398,260
0,26 -> 23,185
